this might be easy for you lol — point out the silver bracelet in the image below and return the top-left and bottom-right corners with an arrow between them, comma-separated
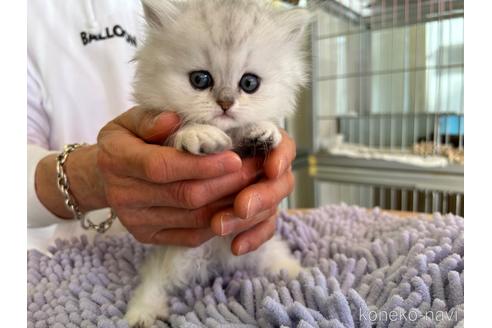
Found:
56,143 -> 116,233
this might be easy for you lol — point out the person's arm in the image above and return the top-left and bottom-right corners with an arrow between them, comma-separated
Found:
27,145 -> 61,227
33,145 -> 107,220
27,59 -> 111,224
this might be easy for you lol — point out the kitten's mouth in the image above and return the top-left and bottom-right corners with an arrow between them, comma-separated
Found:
215,112 -> 235,120
211,113 -> 237,128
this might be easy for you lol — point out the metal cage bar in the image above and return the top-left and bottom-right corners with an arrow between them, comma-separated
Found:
316,180 -> 463,215
310,0 -> 464,215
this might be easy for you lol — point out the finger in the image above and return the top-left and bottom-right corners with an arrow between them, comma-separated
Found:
97,135 -> 242,183
150,228 -> 215,247
263,129 -> 296,179
120,196 -> 235,230
104,157 -> 261,209
113,106 -> 182,143
98,107 -> 242,182
234,169 -> 295,219
210,206 -> 277,236
231,214 -> 277,256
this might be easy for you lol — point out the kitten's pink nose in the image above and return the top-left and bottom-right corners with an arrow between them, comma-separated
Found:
217,99 -> 234,112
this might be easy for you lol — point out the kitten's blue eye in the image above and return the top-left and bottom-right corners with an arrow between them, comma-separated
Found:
189,71 -> 213,90
239,73 -> 260,93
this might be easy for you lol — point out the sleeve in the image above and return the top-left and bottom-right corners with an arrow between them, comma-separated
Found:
27,64 -> 50,148
27,144 -> 61,227
27,63 -> 63,227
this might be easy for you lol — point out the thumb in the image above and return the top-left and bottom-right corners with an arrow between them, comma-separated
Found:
115,107 -> 181,143
143,111 -> 182,143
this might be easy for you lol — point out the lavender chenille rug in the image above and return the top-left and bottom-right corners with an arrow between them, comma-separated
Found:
27,205 -> 464,328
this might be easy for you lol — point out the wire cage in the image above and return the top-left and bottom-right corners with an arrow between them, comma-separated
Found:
317,181 -> 464,215
309,0 -> 464,215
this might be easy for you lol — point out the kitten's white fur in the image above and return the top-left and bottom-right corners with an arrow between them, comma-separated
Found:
126,0 -> 310,326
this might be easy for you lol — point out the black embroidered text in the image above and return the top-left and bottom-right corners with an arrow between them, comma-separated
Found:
80,25 -> 137,47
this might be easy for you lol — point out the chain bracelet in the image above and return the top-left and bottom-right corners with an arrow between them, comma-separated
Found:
56,143 -> 116,233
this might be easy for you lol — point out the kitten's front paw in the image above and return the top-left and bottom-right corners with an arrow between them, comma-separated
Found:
243,122 -> 282,149
174,125 -> 233,155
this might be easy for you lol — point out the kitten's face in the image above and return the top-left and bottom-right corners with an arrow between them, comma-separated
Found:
134,0 -> 310,131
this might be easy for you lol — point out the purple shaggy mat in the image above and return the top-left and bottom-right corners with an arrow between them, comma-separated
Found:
27,205 -> 464,328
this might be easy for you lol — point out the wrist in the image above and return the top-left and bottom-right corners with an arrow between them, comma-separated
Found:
35,144 -> 107,219
64,144 -> 108,212
35,154 -> 72,219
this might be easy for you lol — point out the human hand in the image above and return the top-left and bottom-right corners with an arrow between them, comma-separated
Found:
96,107 -> 267,247
209,130 -> 296,255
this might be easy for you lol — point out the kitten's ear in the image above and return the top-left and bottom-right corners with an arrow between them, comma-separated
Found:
141,0 -> 180,28
275,8 -> 313,42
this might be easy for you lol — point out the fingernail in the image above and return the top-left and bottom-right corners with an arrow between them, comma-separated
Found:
276,158 -> 285,178
146,113 -> 181,141
237,242 -> 250,255
152,112 -> 163,125
246,193 -> 262,219
152,112 -> 166,125
220,153 -> 242,173
153,112 -> 179,126
251,208 -> 273,221
219,213 -> 239,236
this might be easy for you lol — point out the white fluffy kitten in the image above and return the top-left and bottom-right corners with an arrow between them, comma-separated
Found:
125,0 -> 310,326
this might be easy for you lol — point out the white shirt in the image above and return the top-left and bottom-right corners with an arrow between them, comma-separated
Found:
28,0 -> 143,251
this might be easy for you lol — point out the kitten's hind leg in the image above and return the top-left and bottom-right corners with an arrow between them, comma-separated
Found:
125,250 -> 170,328
125,285 -> 168,328
258,236 -> 302,279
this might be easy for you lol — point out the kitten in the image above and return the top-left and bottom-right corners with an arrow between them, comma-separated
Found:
125,0 -> 310,326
